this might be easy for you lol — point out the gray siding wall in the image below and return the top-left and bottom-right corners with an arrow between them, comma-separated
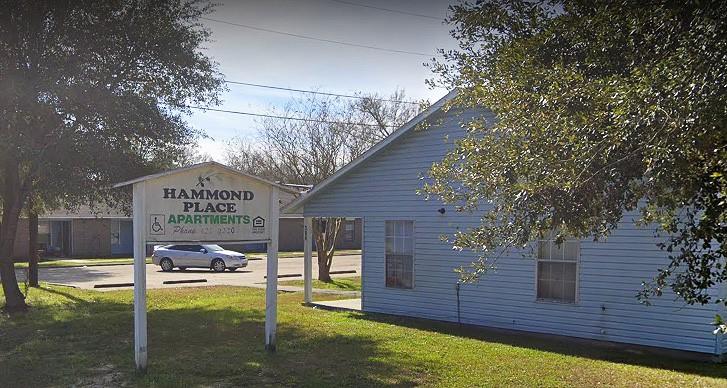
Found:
303,108 -> 722,354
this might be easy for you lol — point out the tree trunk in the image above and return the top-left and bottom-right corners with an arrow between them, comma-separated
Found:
28,208 -> 39,287
1,214 -> 27,310
0,165 -> 28,311
313,217 -> 343,282
315,242 -> 333,282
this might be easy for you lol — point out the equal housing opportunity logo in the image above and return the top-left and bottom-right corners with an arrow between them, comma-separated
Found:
252,216 -> 265,234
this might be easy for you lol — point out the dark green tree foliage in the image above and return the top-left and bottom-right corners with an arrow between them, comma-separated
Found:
0,0 -> 224,310
424,1 -> 726,306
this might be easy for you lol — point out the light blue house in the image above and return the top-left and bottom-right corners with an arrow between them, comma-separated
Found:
285,91 -> 725,357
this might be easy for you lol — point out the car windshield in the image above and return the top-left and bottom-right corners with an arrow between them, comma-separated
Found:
203,244 -> 224,252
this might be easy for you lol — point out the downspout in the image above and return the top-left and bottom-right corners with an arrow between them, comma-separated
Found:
715,333 -> 723,362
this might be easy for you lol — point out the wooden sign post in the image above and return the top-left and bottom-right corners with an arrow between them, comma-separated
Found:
115,162 -> 287,371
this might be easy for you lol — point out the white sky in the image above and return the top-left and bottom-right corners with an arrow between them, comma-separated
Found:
186,0 -> 457,159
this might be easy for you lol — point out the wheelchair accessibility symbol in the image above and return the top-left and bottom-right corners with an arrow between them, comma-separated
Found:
149,214 -> 165,235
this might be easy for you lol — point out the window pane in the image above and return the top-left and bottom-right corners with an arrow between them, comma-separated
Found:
402,239 -> 413,255
550,262 -> 565,282
385,221 -> 394,237
386,255 -> 394,287
538,240 -> 550,260
537,278 -> 549,300
386,253 -> 413,289
563,281 -> 576,302
402,254 -> 413,288
551,241 -> 565,260
385,237 -> 394,254
538,261 -> 550,281
554,276 -> 567,301
537,262 -> 577,303
564,262 -> 577,282
402,221 -> 412,237
401,273 -> 412,289
563,241 -> 579,261
393,221 -> 401,237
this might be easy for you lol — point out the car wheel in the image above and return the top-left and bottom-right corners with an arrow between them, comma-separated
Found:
211,258 -> 226,272
178,267 -> 187,271
160,258 -> 174,272
228,267 -> 238,272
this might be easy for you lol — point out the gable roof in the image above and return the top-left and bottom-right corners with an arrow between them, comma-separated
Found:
283,89 -> 458,214
113,161 -> 298,194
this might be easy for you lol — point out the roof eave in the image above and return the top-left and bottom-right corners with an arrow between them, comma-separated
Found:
282,89 -> 458,214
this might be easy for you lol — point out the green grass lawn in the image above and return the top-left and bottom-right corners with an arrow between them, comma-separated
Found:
1,285 -> 726,387
279,276 -> 361,291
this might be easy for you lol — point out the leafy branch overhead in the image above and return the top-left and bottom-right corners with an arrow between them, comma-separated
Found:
0,0 -> 225,310
424,1 -> 726,305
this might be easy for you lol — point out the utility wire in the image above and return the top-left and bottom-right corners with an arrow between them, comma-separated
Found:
183,105 -> 396,128
200,16 -> 435,57
327,0 -> 444,21
224,80 -> 421,105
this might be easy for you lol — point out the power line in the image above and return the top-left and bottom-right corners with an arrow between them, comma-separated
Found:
183,105 -> 396,128
224,80 -> 421,105
200,16 -> 435,57
327,0 -> 444,21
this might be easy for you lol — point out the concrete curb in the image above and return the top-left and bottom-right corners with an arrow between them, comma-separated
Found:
162,279 -> 208,285
46,282 -> 78,288
94,282 -> 134,289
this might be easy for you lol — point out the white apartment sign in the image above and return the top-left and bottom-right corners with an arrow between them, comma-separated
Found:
114,162 -> 283,372
143,167 -> 271,242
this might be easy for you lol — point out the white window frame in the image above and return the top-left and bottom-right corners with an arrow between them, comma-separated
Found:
535,239 -> 580,304
384,220 -> 415,290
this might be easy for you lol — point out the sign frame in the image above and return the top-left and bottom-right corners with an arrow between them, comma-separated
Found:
115,162 -> 288,372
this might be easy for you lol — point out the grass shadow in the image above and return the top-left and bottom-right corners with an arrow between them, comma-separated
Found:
320,279 -> 360,291
345,309 -> 727,379
0,286 -> 428,387
141,308 -> 424,387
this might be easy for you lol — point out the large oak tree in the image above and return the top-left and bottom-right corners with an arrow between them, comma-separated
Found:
0,0 -> 224,310
425,1 -> 726,308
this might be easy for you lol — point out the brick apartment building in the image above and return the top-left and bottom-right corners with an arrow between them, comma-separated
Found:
12,204 -> 361,259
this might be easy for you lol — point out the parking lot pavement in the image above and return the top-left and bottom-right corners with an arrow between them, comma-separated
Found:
14,254 -> 361,291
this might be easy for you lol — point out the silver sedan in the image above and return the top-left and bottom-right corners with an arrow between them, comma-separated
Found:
151,244 -> 247,272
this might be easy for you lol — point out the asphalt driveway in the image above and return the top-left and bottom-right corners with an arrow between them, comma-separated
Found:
13,254 -> 361,291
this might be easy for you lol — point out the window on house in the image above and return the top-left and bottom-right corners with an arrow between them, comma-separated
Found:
536,239 -> 579,303
343,220 -> 355,242
385,220 -> 413,289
